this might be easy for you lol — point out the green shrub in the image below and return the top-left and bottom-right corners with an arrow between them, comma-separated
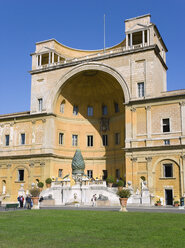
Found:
45,178 -> 52,184
30,187 -> 40,197
174,201 -> 179,204
117,180 -> 124,187
106,176 -> 114,184
38,182 -> 44,188
116,189 -> 131,198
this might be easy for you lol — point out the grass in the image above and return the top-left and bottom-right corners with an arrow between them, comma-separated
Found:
0,210 -> 185,248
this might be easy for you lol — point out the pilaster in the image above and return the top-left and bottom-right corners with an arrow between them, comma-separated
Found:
145,157 -> 153,191
181,155 -> 185,196
6,164 -> 12,195
145,106 -> 151,139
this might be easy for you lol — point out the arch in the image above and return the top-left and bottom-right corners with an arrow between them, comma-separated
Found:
152,157 -> 181,174
50,62 -> 130,113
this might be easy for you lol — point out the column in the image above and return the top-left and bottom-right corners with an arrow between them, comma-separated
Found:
145,106 -> 151,139
130,33 -> 133,48
39,54 -> 42,66
126,34 -> 128,49
145,157 -> 153,191
147,29 -> 150,46
58,55 -> 60,63
37,55 -> 39,67
49,52 -> 51,65
52,52 -> 54,64
142,30 -> 145,47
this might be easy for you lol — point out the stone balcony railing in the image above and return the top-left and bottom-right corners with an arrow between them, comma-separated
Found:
35,43 -> 150,71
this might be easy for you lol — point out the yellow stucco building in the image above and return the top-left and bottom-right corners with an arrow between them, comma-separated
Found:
0,14 -> 185,205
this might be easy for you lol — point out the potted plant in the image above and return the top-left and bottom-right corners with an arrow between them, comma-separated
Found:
29,187 -> 40,207
174,201 -> 179,207
106,176 -> 114,187
37,181 -> 44,191
116,189 -> 131,212
156,199 -> 161,206
45,178 -> 52,188
117,180 -> 124,191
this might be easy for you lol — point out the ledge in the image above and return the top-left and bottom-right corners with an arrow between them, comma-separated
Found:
159,177 -> 176,180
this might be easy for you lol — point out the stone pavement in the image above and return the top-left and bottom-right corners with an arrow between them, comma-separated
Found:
1,205 -> 185,214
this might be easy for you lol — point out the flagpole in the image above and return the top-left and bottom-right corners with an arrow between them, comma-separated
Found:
104,14 -> 105,51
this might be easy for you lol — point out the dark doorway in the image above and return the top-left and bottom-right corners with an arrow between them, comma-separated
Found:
102,170 -> 108,180
165,189 -> 173,205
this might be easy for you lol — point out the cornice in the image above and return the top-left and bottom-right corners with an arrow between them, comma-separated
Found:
127,94 -> 185,106
124,144 -> 185,153
0,112 -> 56,122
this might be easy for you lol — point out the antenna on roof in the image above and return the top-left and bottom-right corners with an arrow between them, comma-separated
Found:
104,14 -> 106,51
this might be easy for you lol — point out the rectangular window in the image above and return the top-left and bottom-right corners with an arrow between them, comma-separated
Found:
38,98 -> 43,111
87,170 -> 93,179
164,139 -> 170,145
5,135 -> 9,146
73,105 -> 78,115
114,102 -> 119,113
102,134 -> 108,146
162,118 -> 170,133
87,135 -> 93,147
87,106 -> 93,116
116,169 -> 120,179
21,133 -> 25,145
163,164 -> 173,178
18,169 -> 24,181
59,133 -> 64,145
115,133 -> 120,145
72,135 -> 78,146
138,82 -> 144,98
102,105 -> 108,115
58,169 -> 63,178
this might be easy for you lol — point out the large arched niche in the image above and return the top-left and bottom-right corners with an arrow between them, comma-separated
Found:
51,63 -> 130,112
52,63 -> 129,180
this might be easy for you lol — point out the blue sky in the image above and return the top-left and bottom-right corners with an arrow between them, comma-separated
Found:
0,0 -> 185,114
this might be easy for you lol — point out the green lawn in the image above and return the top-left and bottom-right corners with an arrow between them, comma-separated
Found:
0,210 -> 185,248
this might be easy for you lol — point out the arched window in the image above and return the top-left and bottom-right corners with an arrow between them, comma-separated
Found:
60,100 -> 65,113
2,180 -> 6,194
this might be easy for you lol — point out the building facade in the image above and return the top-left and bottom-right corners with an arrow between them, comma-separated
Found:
0,14 -> 185,205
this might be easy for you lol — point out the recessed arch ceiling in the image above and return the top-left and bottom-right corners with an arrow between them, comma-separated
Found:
60,70 -> 125,103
